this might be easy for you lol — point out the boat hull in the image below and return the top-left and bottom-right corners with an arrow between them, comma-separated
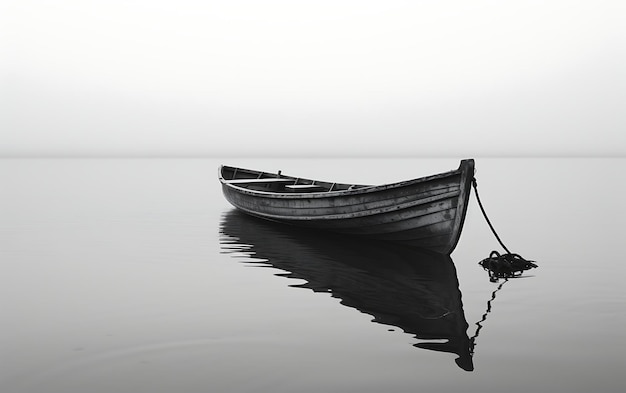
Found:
219,159 -> 474,254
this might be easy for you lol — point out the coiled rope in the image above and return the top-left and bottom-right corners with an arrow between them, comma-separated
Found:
472,178 -> 537,282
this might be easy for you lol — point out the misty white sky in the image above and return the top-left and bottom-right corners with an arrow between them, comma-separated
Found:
1,0 -> 625,157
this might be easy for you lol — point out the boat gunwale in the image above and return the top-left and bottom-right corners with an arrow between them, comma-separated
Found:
219,163 -> 469,200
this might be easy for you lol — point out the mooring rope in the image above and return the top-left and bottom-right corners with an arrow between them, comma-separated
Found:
471,178 -> 537,281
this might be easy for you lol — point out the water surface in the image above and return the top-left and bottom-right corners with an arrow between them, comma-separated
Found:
1,158 -> 625,392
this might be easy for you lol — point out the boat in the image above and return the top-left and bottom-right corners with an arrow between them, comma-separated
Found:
219,210 -> 474,371
219,159 -> 475,255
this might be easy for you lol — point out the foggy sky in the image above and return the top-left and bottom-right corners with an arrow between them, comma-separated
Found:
2,1 -> 625,157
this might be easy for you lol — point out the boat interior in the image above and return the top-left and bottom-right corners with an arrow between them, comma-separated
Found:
221,165 -> 370,193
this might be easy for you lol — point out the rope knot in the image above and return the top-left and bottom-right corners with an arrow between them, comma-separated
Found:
479,252 -> 538,282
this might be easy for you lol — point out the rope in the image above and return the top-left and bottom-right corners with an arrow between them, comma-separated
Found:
472,178 -> 511,254
471,178 -> 537,282
479,251 -> 537,281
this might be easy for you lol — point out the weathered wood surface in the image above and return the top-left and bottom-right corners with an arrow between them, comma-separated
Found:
219,159 -> 474,254
224,178 -> 295,185
284,184 -> 325,191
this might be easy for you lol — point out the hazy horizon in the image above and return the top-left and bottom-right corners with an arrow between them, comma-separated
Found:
2,1 -> 625,157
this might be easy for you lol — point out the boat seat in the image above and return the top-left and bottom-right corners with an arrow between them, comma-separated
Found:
285,184 -> 324,191
225,178 -> 294,185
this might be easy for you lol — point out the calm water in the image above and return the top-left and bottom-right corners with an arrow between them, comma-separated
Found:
1,158 -> 625,392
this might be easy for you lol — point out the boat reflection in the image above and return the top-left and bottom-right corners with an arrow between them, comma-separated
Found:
219,210 -> 474,371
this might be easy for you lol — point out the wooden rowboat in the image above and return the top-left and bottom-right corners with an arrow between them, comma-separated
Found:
219,159 -> 475,255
